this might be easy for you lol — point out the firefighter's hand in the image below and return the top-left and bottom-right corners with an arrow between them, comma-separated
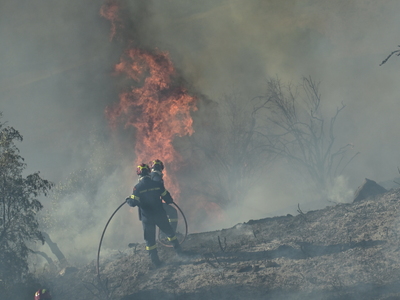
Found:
126,197 -> 137,207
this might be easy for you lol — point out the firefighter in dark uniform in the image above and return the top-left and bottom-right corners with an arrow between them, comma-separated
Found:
149,159 -> 179,233
126,163 -> 182,267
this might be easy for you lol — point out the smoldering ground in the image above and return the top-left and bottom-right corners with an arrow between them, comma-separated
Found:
2,0 -> 400,265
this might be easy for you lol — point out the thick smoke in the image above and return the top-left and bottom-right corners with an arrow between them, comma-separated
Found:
2,0 -> 400,264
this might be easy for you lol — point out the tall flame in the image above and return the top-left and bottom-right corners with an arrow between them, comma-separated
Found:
102,1 -> 197,200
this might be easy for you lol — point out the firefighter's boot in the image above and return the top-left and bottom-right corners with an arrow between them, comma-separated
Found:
171,239 -> 182,255
149,249 -> 162,268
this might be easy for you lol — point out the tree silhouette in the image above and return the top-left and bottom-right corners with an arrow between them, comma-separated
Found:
0,114 -> 53,290
187,93 -> 274,207
253,77 -> 359,192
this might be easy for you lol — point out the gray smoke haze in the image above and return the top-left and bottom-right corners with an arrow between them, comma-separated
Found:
2,0 -> 400,263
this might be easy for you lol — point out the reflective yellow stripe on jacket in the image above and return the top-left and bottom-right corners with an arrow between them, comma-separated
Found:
168,236 -> 177,241
130,195 -> 140,203
146,244 -> 157,251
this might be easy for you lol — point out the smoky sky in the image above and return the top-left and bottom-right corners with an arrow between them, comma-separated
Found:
1,0 -> 400,224
0,0 -> 120,182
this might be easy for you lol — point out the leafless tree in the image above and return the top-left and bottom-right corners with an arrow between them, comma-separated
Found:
187,93 -> 274,207
253,76 -> 359,192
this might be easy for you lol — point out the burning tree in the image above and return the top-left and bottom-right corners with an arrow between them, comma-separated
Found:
253,77 -> 359,192
0,114 -> 53,292
102,1 -> 197,202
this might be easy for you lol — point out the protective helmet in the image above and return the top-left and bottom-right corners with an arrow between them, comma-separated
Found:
136,163 -> 150,176
150,159 -> 164,171
35,289 -> 52,300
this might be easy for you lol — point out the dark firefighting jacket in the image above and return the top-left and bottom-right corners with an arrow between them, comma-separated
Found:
150,170 -> 178,226
128,176 -> 173,218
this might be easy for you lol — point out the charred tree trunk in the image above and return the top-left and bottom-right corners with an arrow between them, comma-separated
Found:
34,251 -> 57,272
42,231 -> 68,267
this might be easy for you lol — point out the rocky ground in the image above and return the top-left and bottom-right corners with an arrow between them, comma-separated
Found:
39,188 -> 400,300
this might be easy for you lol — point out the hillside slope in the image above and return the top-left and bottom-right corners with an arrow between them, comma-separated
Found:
44,188 -> 400,300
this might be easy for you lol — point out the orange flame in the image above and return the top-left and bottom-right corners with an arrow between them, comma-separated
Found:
102,2 -> 197,200
99,0 -> 120,41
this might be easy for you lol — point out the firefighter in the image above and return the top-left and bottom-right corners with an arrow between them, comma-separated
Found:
126,163 -> 182,268
149,159 -> 179,233
34,289 -> 52,300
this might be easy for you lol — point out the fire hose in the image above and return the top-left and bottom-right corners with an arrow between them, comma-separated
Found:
96,201 -> 187,278
158,202 -> 188,247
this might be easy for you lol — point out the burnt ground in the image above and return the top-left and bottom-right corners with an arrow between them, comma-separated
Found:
39,188 -> 400,300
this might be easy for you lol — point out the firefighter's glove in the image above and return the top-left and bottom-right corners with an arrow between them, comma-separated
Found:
165,198 -> 173,205
126,197 -> 137,207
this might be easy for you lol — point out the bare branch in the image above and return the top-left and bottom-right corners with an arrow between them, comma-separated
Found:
217,236 -> 227,253
297,203 -> 305,215
337,151 -> 360,176
380,46 -> 400,66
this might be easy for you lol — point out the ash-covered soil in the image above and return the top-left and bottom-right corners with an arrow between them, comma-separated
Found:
42,188 -> 400,300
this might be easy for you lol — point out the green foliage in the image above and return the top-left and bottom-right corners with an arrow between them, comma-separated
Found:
0,115 -> 53,287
